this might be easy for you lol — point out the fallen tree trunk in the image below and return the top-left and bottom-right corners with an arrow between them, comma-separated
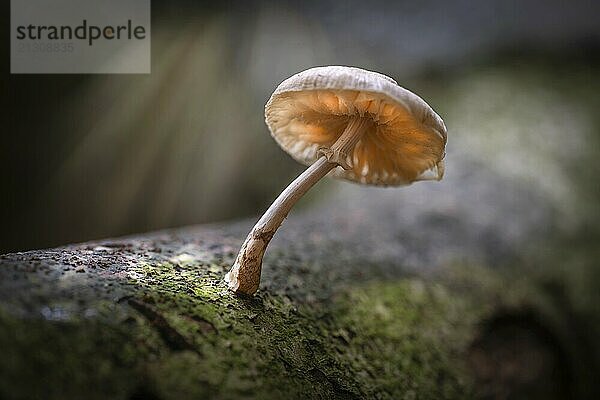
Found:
1,185 -> 598,399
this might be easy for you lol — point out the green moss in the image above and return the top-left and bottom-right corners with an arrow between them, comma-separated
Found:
0,258 -> 512,399
0,310 -> 146,400
113,261 -> 487,399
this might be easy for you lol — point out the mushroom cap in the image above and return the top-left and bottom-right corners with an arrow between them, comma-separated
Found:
265,66 -> 447,186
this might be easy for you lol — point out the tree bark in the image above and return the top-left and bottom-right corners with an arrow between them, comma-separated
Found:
0,190 -> 598,400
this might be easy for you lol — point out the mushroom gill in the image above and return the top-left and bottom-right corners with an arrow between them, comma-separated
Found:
267,89 -> 446,185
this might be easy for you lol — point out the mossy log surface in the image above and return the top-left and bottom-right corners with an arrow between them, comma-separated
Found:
1,189 -> 598,400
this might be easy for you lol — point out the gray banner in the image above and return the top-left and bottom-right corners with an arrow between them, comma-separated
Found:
11,0 -> 150,73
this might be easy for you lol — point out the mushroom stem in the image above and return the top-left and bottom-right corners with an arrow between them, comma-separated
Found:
319,115 -> 371,170
225,116 -> 370,295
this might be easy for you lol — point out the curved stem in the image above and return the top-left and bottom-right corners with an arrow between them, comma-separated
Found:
225,157 -> 334,294
225,116 -> 370,294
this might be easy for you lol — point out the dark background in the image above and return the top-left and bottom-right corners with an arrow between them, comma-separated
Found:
2,0 -> 599,253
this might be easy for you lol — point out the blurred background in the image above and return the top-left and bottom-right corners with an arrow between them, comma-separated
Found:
2,0 -> 599,253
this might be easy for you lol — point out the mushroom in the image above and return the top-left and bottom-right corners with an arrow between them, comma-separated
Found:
225,66 -> 447,295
